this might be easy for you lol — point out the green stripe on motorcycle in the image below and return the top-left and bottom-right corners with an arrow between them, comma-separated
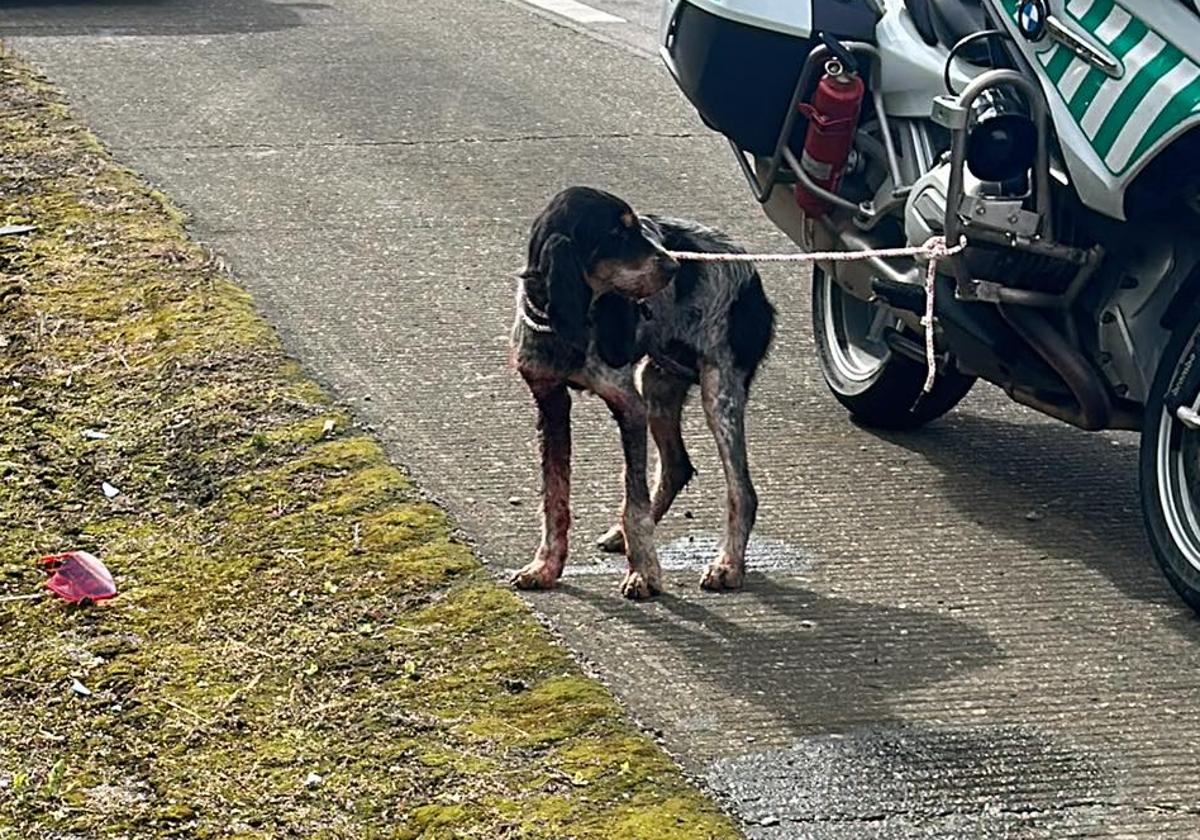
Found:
1127,75 -> 1200,169
1068,70 -> 1105,118
1093,45 -> 1185,158
1067,17 -> 1147,121
1107,16 -> 1149,60
1069,68 -> 1115,119
1076,0 -> 1115,32
1042,46 -> 1074,84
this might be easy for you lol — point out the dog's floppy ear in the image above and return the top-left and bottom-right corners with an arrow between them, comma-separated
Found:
591,293 -> 640,369
540,232 -> 591,350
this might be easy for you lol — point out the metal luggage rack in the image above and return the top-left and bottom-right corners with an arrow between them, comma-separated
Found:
730,41 -> 902,219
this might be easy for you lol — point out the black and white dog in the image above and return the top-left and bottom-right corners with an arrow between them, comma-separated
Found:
510,187 -> 775,599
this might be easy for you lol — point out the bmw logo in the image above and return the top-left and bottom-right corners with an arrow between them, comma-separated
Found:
1016,0 -> 1048,41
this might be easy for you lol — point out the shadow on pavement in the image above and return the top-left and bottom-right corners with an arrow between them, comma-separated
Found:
882,411 -> 1200,645
562,575 -> 1001,737
0,0 -> 325,36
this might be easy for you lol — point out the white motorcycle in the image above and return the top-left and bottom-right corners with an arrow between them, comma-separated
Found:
659,0 -> 1200,612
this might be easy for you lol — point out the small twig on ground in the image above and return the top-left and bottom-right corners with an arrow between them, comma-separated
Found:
493,717 -> 533,741
160,697 -> 215,727
220,671 -> 264,711
390,625 -> 434,636
0,592 -> 44,604
1,674 -> 41,687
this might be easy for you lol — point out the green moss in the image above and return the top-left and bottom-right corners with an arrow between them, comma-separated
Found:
362,505 -> 455,552
310,465 -> 410,514
407,804 -> 469,831
0,44 -> 740,840
264,412 -> 349,446
273,436 -> 394,478
609,796 -> 738,839
463,675 -> 614,747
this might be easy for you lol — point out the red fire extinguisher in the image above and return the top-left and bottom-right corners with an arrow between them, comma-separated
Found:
794,55 -> 865,217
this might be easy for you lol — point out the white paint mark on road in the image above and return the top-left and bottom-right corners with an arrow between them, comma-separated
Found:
519,0 -> 626,24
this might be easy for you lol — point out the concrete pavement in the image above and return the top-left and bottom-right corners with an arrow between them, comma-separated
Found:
5,0 -> 1200,835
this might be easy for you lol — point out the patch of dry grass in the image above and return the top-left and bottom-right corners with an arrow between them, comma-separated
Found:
0,47 -> 739,840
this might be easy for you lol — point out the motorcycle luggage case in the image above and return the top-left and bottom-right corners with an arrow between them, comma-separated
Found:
661,0 -> 878,156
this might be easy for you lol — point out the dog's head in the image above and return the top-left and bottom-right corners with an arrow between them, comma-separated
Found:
522,187 -> 679,355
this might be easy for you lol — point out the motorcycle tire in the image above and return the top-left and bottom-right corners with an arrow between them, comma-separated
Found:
812,266 -> 974,431
1140,299 -> 1200,615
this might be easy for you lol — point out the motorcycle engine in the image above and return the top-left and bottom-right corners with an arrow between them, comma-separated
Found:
903,163 -> 953,248
903,162 -> 1078,293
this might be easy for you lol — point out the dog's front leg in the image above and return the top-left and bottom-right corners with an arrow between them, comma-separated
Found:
511,380 -> 572,591
596,364 -> 694,553
602,391 -> 663,600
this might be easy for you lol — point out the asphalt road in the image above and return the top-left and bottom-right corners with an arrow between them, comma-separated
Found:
6,1 -> 1200,836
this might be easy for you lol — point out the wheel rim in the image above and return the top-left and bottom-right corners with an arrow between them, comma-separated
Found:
1156,403 -> 1200,572
818,270 -> 894,385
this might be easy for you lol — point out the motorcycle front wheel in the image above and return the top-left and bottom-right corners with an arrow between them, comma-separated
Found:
812,266 -> 974,430
1140,300 -> 1200,615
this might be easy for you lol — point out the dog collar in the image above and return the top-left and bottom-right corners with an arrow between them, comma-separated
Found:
520,289 -> 554,333
648,348 -> 700,383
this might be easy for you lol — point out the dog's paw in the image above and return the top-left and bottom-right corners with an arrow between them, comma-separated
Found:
511,560 -> 561,591
620,569 -> 662,600
700,558 -> 745,592
595,525 -> 625,553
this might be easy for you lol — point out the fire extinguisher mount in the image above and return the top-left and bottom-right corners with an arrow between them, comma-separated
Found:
817,32 -> 860,77
792,36 -> 867,217
725,38 -> 905,217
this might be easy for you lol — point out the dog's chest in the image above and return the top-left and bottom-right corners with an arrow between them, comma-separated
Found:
636,293 -> 701,348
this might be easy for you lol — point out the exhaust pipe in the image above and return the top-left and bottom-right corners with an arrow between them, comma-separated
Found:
998,304 -> 1111,431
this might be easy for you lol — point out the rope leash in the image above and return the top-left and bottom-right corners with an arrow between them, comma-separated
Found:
666,236 -> 966,393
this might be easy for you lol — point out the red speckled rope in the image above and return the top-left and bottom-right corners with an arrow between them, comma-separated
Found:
666,236 -> 966,394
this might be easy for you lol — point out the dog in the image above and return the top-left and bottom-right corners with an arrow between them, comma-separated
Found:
509,186 -> 775,599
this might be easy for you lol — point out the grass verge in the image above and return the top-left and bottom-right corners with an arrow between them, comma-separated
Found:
0,47 -> 740,840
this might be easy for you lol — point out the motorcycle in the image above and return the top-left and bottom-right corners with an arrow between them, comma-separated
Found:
658,0 -> 1200,612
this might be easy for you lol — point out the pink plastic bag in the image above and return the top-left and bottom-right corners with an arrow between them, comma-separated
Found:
39,551 -> 117,604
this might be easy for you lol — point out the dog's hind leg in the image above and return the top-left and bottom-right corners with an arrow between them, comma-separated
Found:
644,366 -> 697,522
511,380 -> 572,591
698,363 -> 756,592
597,385 -> 663,600
597,363 -> 693,553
